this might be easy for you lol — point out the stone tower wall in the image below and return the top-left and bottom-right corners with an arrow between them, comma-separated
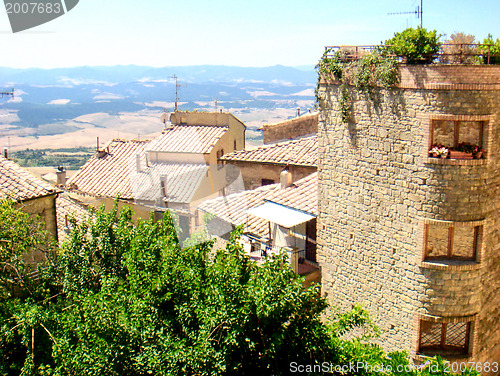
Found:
317,65 -> 500,363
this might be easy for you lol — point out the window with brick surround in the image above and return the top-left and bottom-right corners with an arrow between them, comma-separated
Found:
430,120 -> 485,159
423,223 -> 481,261
419,320 -> 472,356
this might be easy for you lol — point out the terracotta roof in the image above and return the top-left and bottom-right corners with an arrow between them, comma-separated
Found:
146,125 -> 228,154
131,163 -> 208,204
56,195 -> 89,244
199,183 -> 277,238
67,139 -> 209,204
0,156 -> 59,201
266,172 -> 318,215
199,172 -> 317,237
66,139 -> 150,199
220,135 -> 317,166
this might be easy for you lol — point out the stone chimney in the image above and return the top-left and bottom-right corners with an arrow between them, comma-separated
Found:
56,165 -> 67,187
2,147 -> 8,159
280,167 -> 292,189
136,154 -> 142,172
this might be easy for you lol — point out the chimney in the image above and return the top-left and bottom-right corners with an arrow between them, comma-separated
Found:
136,154 -> 142,172
160,174 -> 167,197
2,147 -> 8,159
297,107 -> 301,117
280,167 -> 292,189
56,165 -> 67,187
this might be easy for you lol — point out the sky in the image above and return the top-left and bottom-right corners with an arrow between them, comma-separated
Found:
0,0 -> 499,69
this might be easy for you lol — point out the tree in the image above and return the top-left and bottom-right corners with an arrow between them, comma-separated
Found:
384,27 -> 441,64
0,202 -> 479,375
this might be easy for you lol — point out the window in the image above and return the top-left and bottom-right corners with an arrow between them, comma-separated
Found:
430,120 -> 485,159
233,140 -> 237,150
419,320 -> 472,356
424,223 -> 481,261
261,178 -> 275,186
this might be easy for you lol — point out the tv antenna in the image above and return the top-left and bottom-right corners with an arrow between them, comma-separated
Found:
388,0 -> 423,27
170,74 -> 187,112
0,88 -> 14,98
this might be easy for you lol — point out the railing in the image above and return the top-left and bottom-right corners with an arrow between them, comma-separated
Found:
323,44 -> 500,64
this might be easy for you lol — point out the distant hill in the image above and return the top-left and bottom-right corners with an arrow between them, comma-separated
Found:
0,64 -> 316,85
0,65 -> 317,149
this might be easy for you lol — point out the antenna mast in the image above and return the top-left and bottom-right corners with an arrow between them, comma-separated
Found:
171,74 -> 185,112
388,0 -> 423,27
0,88 -> 14,98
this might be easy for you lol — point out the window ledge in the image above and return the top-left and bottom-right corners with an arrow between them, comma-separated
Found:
414,353 -> 472,363
420,260 -> 481,271
424,157 -> 486,166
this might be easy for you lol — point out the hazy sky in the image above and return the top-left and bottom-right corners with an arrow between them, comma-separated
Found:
0,0 -> 499,68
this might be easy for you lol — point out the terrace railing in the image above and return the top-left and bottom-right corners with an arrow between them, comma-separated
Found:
323,44 -> 500,64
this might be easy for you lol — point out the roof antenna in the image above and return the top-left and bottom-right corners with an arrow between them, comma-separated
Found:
0,88 -> 14,98
388,0 -> 423,27
171,74 -> 187,112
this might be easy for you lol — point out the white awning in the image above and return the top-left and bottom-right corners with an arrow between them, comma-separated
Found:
246,201 -> 315,228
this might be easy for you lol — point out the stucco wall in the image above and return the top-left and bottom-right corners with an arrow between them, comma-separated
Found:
317,65 -> 500,364
222,160 -> 316,190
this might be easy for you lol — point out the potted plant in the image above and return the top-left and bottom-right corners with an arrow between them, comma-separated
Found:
429,145 -> 449,158
472,145 -> 483,159
449,142 -> 475,159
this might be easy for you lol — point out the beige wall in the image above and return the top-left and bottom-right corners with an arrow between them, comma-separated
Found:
222,160 -> 316,190
317,65 -> 500,366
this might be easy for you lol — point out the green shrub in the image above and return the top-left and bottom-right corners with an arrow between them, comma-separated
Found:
479,34 -> 500,64
384,27 -> 441,64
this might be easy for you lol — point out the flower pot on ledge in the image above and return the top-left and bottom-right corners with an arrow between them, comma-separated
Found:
473,150 -> 483,159
449,150 -> 473,159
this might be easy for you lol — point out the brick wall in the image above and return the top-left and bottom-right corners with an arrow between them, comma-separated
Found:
317,65 -> 500,365
263,113 -> 318,144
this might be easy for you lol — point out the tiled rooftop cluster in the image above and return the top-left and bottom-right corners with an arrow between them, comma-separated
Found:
199,172 -> 317,237
220,135 -> 317,167
147,125 -> 228,154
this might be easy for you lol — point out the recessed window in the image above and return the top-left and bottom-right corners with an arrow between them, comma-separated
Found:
261,178 -> 275,186
424,223 -> 481,261
419,320 -> 472,356
429,120 -> 485,159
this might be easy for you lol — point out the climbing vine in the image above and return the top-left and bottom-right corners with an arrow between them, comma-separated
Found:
316,48 -> 400,123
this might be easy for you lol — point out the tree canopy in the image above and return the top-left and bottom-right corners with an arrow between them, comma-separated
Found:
0,200 -> 478,375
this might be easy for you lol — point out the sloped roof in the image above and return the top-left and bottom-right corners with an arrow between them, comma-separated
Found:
67,139 -> 209,204
266,172 -> 318,215
146,125 -> 228,154
66,139 -> 150,199
0,156 -> 59,201
131,163 -> 208,204
220,135 -> 317,167
199,172 -> 317,237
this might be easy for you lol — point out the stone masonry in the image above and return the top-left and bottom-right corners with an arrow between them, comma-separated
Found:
317,65 -> 500,365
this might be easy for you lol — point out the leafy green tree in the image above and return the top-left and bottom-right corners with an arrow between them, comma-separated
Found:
384,27 -> 441,64
0,202 -> 480,375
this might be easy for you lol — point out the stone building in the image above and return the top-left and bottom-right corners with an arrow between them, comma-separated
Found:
262,111 -> 318,144
220,135 -> 317,190
0,155 -> 60,242
317,64 -> 500,365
